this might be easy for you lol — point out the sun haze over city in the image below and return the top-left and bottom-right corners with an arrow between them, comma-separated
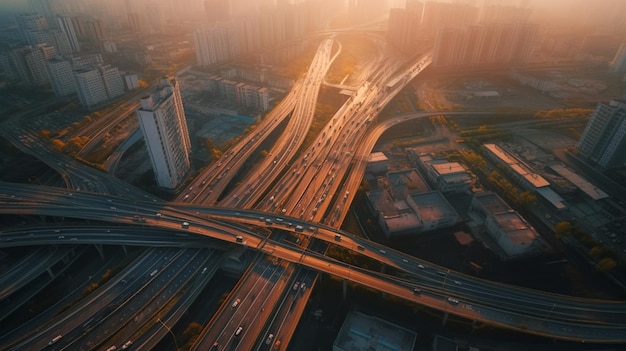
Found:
1,0 -> 626,351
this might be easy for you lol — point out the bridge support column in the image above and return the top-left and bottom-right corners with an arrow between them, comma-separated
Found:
342,279 -> 347,300
442,312 -> 449,326
47,267 -> 54,278
122,245 -> 128,256
93,244 -> 104,260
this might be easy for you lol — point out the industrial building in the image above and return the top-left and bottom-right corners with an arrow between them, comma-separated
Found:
469,192 -> 543,258
482,143 -> 565,210
367,189 -> 458,238
410,152 -> 474,194
333,310 -> 417,351
366,152 -> 389,174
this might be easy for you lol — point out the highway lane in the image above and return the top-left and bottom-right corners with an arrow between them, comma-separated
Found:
2,199 -> 625,342
3,184 -> 626,323
7,247 -> 175,351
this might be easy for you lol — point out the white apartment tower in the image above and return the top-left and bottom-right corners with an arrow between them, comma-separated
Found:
74,66 -> 108,108
46,57 -> 76,96
98,64 -> 124,99
137,78 -> 191,190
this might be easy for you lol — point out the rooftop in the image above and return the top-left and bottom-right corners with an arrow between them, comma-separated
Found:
549,164 -> 609,200
334,310 -> 417,351
369,152 -> 389,163
409,191 -> 458,222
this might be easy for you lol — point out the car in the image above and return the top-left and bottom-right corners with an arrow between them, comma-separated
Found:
379,249 -> 386,254
266,333 -> 274,345
357,245 -> 365,251
454,280 -> 462,286
293,282 -> 300,290
121,340 -> 133,349
232,298 -> 241,308
58,235 -> 64,239
106,347 -> 117,351
300,283 -> 306,291
418,264 -> 425,269
413,288 -> 421,295
234,326 -> 243,337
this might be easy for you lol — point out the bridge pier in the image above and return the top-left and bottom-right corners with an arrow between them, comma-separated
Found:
93,244 -> 104,260
442,312 -> 449,326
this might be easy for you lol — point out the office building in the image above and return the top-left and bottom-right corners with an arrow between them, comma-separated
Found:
577,99 -> 626,170
46,57 -> 76,96
137,78 -> 192,189
470,192 -> 542,258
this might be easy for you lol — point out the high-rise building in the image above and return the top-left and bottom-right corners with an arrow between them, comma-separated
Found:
610,43 -> 626,73
86,19 -> 105,43
8,44 -> 55,86
56,15 -> 80,52
193,25 -> 238,67
99,64 -> 125,99
136,78 -> 192,190
432,22 -> 537,68
46,57 -> 76,96
387,5 -> 422,54
577,99 -> 626,170
74,66 -> 108,108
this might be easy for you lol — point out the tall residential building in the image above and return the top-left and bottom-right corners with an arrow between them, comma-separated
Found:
136,78 -> 191,190
432,22 -> 537,68
74,66 -> 108,108
610,43 -> 626,73
8,44 -> 55,86
56,15 -> 80,52
16,13 -> 48,43
577,99 -> 626,170
193,25 -> 238,67
99,64 -> 125,99
46,57 -> 76,96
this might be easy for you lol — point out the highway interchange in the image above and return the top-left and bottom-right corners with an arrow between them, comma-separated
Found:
1,33 -> 626,350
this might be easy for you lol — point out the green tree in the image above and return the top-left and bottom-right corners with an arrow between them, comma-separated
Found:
595,257 -> 617,272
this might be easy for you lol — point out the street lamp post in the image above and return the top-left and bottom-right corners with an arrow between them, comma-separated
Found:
157,318 -> 180,351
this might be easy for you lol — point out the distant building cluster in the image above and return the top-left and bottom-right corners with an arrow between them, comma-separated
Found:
205,76 -> 270,112
577,99 -> 626,170
387,2 -> 537,68
193,1 -> 328,67
0,10 -> 135,109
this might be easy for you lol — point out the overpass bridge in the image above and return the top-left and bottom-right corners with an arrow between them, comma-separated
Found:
1,187 -> 625,344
